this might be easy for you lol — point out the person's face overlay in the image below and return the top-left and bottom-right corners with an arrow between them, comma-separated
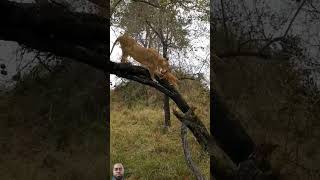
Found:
113,164 -> 124,180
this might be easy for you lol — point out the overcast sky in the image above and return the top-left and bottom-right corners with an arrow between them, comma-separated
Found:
2,0 -> 320,91
109,9 -> 210,90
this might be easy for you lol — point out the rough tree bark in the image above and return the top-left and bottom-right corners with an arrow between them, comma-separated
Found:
0,1 -> 275,179
181,121 -> 205,180
211,95 -> 255,164
162,44 -> 171,128
145,19 -> 171,129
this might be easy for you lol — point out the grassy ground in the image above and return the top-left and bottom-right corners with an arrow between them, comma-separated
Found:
0,62 -> 109,180
0,121 -> 108,180
110,80 -> 210,179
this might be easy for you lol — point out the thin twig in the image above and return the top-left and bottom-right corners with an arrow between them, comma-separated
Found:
283,0 -> 308,37
259,0 -> 307,53
145,19 -> 165,44
110,0 -> 123,16
132,0 -> 160,8
220,0 -> 229,45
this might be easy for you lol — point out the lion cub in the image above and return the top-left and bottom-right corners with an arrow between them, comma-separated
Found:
111,34 -> 179,87
111,34 -> 169,81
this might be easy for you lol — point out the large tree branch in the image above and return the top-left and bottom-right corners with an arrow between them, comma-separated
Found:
0,0 -> 254,159
211,95 -> 255,164
88,0 -> 107,8
181,123 -> 205,180
0,13 -> 206,155
0,1 -> 267,178
174,107 -> 237,180
0,0 -> 107,54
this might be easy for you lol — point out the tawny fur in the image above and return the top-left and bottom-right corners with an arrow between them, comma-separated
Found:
160,70 -> 178,87
111,34 -> 169,81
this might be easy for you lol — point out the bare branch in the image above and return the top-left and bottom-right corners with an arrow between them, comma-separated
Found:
111,0 -> 123,16
284,0 -> 308,37
306,0 -> 320,14
216,51 -> 269,59
132,0 -> 160,8
220,0 -> 229,45
259,0 -> 307,53
145,20 -> 165,44
239,38 -> 269,47
173,108 -> 213,154
88,0 -> 107,8
0,2 -> 269,179
181,121 -> 205,180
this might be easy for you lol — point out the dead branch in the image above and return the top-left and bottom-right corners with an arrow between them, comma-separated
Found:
132,0 -> 160,9
0,1 -> 272,179
259,0 -> 307,53
181,122 -> 205,180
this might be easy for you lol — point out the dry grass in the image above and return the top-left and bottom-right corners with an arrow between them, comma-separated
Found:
0,62 -> 109,180
110,81 -> 210,179
0,134 -> 107,180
